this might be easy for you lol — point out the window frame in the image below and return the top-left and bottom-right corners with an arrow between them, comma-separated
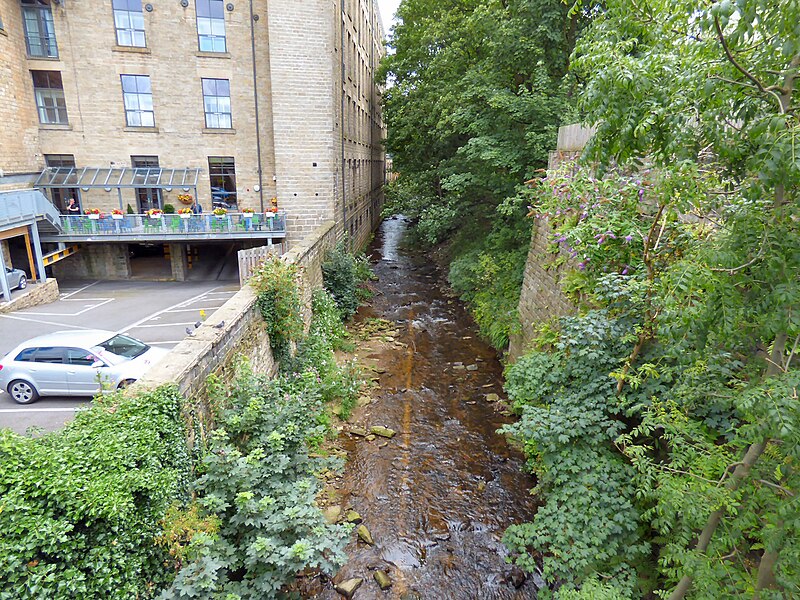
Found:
32,70 -> 68,124
208,156 -> 237,207
20,0 -> 58,58
201,78 -> 232,129
120,74 -> 155,128
195,0 -> 226,53
112,0 -> 146,47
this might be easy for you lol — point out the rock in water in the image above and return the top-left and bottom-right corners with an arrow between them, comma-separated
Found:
357,524 -> 375,545
335,578 -> 364,598
466,364 -> 479,371
350,426 -> 368,437
346,510 -> 363,524
370,425 -> 396,439
373,570 -> 392,590
486,393 -> 500,402
323,505 -> 342,524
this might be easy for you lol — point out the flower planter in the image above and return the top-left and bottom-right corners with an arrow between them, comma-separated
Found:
179,213 -> 192,219
88,214 -> 100,220
111,214 -> 123,220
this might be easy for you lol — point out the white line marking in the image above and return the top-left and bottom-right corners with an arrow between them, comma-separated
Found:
128,322 -> 196,329
168,306 -> 225,313
0,407 -> 82,413
118,286 -> 222,332
147,341 -> 182,345
0,314 -> 92,329
60,281 -> 100,299
16,298 -> 114,317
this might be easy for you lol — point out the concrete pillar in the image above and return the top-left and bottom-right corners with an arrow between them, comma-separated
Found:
0,241 -> 11,268
169,244 -> 189,281
0,242 -> 11,302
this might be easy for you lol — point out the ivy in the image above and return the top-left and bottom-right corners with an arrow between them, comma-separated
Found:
251,257 -> 305,362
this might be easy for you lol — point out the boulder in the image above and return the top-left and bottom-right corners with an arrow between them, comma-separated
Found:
486,393 -> 500,403
373,570 -> 392,590
335,578 -> 364,598
357,524 -> 375,545
323,505 -> 342,524
370,426 -> 396,439
346,510 -> 363,524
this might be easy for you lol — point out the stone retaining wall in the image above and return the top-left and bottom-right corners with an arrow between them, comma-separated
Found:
132,221 -> 339,413
0,279 -> 60,314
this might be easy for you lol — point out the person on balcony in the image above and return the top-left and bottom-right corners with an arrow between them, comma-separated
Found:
66,198 -> 80,214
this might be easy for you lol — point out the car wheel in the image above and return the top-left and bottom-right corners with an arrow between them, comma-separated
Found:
17,276 -> 27,290
117,378 -> 137,390
8,379 -> 39,404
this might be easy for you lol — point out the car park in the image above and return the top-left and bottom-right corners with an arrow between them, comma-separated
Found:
0,330 -> 168,404
1,266 -> 27,297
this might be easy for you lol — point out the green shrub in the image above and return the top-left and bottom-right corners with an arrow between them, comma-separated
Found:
321,242 -> 372,320
251,257 -> 304,362
0,387 -> 190,600
163,204 -> 176,214
163,369 -> 350,599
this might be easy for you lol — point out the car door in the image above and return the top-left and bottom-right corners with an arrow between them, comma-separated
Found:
64,347 -> 111,395
29,346 -> 70,395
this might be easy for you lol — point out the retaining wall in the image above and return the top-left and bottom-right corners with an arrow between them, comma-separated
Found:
0,279 -> 60,314
132,220 -> 339,407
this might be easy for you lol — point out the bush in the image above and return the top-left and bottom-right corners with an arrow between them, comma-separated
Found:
0,387 -> 190,599
163,369 -> 351,599
321,242 -> 372,320
163,204 -> 176,214
250,257 -> 304,362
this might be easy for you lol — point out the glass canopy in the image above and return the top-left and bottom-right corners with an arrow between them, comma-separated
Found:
34,166 -> 201,190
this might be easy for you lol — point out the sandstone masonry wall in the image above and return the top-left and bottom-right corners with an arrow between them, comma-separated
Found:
0,278 -> 59,314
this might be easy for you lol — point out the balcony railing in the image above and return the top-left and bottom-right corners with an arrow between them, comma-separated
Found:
56,212 -> 286,239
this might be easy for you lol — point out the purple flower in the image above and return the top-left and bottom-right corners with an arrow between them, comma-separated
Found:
621,265 -> 629,275
578,261 -> 586,270
624,234 -> 633,243
638,189 -> 645,202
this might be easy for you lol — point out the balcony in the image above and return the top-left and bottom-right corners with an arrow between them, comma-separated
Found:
40,212 -> 287,243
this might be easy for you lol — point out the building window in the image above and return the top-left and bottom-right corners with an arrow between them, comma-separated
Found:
196,0 -> 225,52
131,155 -> 162,212
32,70 -> 67,124
112,0 -> 146,47
202,78 -> 231,129
45,154 -> 80,213
121,74 -> 154,127
208,157 -> 236,208
21,0 -> 57,58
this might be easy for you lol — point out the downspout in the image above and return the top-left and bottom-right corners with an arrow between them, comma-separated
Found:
340,0 -> 347,244
249,0 -> 265,212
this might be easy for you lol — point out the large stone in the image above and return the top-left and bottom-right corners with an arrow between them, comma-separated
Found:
373,570 -> 392,590
323,505 -> 342,524
346,510 -> 363,524
357,524 -> 375,545
486,393 -> 500,403
350,426 -> 369,437
370,426 -> 396,439
335,578 -> 364,598
466,364 -> 479,371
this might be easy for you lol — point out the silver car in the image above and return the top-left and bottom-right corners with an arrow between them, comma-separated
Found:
0,330 -> 168,404
1,266 -> 27,297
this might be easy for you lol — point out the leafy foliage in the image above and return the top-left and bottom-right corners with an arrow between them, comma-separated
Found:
163,367 -> 351,599
321,242 -> 373,320
0,387 -> 190,600
251,257 -> 305,362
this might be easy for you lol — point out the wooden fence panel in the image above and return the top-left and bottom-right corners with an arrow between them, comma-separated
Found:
237,242 -> 285,286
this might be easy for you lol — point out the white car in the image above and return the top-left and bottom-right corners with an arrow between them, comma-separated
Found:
0,330 -> 168,404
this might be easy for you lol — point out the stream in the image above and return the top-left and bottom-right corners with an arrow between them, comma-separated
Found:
310,216 -> 541,599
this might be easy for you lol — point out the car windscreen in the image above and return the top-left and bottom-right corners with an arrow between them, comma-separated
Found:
93,334 -> 149,360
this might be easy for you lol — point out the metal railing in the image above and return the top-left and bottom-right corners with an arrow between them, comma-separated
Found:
58,212 -> 286,237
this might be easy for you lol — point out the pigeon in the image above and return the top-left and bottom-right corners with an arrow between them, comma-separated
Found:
185,327 -> 194,336
213,321 -> 225,329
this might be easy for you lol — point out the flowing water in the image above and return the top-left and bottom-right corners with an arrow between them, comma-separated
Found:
310,217 -> 541,600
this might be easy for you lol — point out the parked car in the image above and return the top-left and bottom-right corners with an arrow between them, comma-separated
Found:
1,266 -> 27,297
0,330 -> 168,404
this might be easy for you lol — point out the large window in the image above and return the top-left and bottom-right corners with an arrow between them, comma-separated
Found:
196,0 -> 225,52
121,74 -> 154,127
131,155 -> 161,212
208,157 -> 236,208
21,0 -> 57,58
32,70 -> 67,124
112,0 -> 145,47
202,78 -> 231,129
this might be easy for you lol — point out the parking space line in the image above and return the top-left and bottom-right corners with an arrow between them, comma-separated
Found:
129,322 -> 197,329
168,306 -> 225,313
16,298 -> 114,317
0,314 -> 92,330
118,286 -> 222,332
60,281 -> 100,299
0,408 -> 81,413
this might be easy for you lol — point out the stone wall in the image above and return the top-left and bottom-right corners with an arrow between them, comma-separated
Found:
507,124 -> 595,361
132,220 -> 339,408
0,278 -> 59,314
50,243 -> 131,280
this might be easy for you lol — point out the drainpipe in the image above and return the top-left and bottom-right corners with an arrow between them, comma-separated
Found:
249,0 -> 265,213
340,0 -> 347,245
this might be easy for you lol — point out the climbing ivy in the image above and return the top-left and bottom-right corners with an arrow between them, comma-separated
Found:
251,256 -> 305,362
